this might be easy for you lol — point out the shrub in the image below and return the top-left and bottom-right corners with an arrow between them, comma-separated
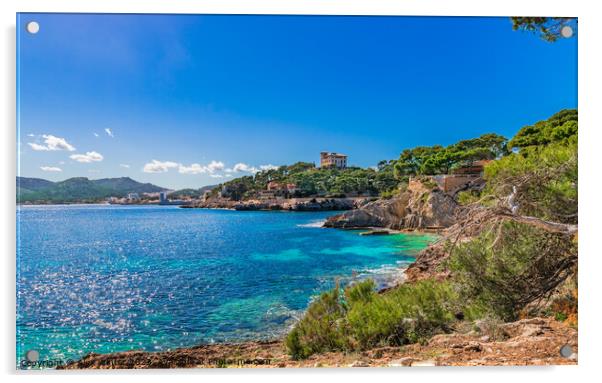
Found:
484,138 -> 577,223
456,190 -> 480,206
285,287 -> 348,360
286,279 -> 459,358
380,189 -> 397,199
345,279 -> 376,306
346,279 -> 458,348
448,221 -> 577,321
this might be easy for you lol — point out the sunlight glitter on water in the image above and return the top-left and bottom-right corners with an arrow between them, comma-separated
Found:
17,206 -> 436,364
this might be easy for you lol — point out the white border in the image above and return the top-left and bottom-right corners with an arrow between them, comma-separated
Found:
2,1 -> 600,382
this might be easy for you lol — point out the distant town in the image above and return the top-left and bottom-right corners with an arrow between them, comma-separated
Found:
107,152 -> 351,206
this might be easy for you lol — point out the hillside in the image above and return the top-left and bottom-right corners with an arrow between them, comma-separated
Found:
208,162 -> 398,201
16,176 -> 55,193
205,131 -> 511,203
168,184 -> 217,199
16,176 -> 168,204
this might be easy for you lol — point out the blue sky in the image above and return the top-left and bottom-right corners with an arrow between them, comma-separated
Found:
17,14 -> 577,190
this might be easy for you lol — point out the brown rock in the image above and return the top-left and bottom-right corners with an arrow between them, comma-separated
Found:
324,179 -> 460,230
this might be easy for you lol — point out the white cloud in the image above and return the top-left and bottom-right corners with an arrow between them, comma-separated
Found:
232,163 -> 259,174
27,133 -> 35,137
143,160 -> 179,173
70,151 -> 104,163
207,160 -> 225,173
178,160 -> 225,175
28,134 -> 76,151
28,143 -> 49,151
94,132 -> 99,137
143,159 -> 255,177
119,164 -> 130,168
230,163 -> 276,174
104,128 -> 114,138
40,166 -> 62,172
178,163 -> 207,174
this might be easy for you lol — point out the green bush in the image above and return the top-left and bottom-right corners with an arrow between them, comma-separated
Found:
346,279 -> 458,348
285,287 -> 348,360
345,279 -> 376,306
286,279 -> 460,358
379,189 -> 397,199
456,190 -> 480,206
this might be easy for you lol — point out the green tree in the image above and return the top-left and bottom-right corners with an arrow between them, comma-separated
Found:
511,17 -> 577,42
508,109 -> 577,150
393,133 -> 507,176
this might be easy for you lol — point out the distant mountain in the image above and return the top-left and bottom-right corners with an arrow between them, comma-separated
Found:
16,176 -> 168,204
92,177 -> 166,194
16,177 -> 55,194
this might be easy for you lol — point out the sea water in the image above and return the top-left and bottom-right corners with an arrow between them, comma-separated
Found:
16,205 -> 436,364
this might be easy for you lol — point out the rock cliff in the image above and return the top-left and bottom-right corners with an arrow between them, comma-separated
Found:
323,180 -> 459,230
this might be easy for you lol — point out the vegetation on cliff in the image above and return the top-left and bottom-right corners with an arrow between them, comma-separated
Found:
448,222 -> 577,321
210,162 -> 399,200
286,109 -> 578,359
393,133 -> 507,177
210,133 -> 509,201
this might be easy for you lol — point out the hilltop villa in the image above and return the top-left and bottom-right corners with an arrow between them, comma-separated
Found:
320,152 -> 348,169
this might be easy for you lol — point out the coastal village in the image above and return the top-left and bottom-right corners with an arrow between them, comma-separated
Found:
107,191 -> 185,206
190,151 -> 490,213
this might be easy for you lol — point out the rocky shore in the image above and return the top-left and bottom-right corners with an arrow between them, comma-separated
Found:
324,179 -> 458,231
185,197 -> 367,212
60,317 -> 576,368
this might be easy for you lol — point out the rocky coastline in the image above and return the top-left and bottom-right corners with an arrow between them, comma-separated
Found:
184,197 -> 368,212
60,317 -> 577,368
323,179 -> 459,231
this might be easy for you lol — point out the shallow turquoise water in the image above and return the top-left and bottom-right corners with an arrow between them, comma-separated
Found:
16,205 -> 436,365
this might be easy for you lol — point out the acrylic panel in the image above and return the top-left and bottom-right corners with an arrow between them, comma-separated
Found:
16,13 -> 578,369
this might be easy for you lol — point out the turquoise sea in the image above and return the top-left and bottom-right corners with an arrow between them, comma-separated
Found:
16,205 -> 436,364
